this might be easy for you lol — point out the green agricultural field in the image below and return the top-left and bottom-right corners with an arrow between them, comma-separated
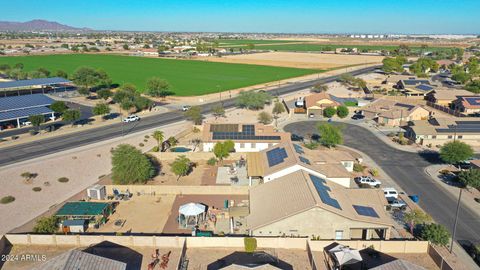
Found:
0,54 -> 319,96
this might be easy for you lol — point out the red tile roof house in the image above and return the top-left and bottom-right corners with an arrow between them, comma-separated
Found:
453,96 -> 480,116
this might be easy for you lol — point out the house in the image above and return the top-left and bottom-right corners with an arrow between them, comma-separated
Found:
304,92 -> 340,117
139,48 -> 159,56
425,89 -> 473,106
395,78 -> 436,97
396,78 -> 431,90
405,118 -> 480,146
202,123 -> 290,152
246,142 -> 356,187
360,99 -> 431,126
453,96 -> 480,116
471,160 -> 480,169
32,249 -> 126,270
247,170 -> 393,239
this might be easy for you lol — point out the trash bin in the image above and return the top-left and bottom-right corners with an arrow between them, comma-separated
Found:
409,195 -> 419,203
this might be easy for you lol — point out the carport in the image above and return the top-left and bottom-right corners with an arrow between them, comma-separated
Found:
0,94 -> 55,129
0,77 -> 72,97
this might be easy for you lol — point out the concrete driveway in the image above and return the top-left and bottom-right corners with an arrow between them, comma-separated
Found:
284,120 -> 480,245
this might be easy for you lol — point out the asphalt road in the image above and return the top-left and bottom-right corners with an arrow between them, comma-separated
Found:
284,121 -> 480,244
0,65 -> 379,167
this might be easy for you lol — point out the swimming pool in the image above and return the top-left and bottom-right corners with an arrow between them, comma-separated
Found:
171,147 -> 192,153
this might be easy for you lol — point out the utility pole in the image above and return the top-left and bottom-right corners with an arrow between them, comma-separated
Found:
450,188 -> 463,253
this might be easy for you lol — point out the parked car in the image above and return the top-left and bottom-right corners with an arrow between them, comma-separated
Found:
123,115 -> 140,123
181,105 -> 191,112
383,188 -> 399,199
21,121 -> 32,126
291,134 -> 304,142
351,114 -> 365,120
354,176 -> 381,188
387,197 -> 407,210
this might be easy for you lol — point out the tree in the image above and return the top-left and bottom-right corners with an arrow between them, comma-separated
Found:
312,83 -> 328,93
439,141 -> 474,166
152,130 -> 164,149
77,87 -> 90,97
71,66 -> 111,90
257,111 -> 273,125
458,169 -> 480,190
33,216 -> 59,233
184,106 -> 203,125
465,80 -> 480,94
170,155 -> 192,180
451,71 -> 471,84
336,105 -> 349,118
111,144 -> 155,184
123,44 -> 130,50
382,56 -> 407,73
145,77 -> 173,98
236,91 -> 272,110
168,136 -> 178,147
62,109 -> 81,125
37,67 -> 50,77
272,101 -> 286,126
92,103 -> 111,119
28,115 -> 44,130
421,223 -> 450,246
50,101 -> 68,114
317,123 -> 343,148
212,104 -> 225,119
97,88 -> 113,100
55,70 -> 68,79
323,107 -> 336,118
213,140 -> 235,162
246,43 -> 255,50
403,209 -> 431,235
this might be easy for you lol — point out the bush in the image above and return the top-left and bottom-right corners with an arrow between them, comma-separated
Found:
144,135 -> 150,139
0,196 -> 15,204
353,163 -> 365,173
32,187 -> 42,192
244,237 -> 257,253
33,216 -> 59,233
152,146 -> 160,152
111,144 -> 155,184
336,106 -> 349,118
207,157 -> 217,166
370,168 -> 380,177
421,223 -> 450,246
57,177 -> 69,183
304,141 -> 319,150
29,129 -> 38,136
192,127 -> 200,133
323,107 -> 336,118
139,143 -> 145,147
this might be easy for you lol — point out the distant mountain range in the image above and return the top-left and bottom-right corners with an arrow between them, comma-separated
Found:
0,19 -> 91,32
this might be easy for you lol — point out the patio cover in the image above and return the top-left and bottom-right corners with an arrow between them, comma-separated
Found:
179,203 -> 206,216
329,244 -> 363,266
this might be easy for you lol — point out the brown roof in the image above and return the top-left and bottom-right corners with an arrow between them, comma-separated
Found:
247,142 -> 355,178
470,160 -> 480,169
361,99 -> 429,120
458,96 -> 480,109
202,123 -> 291,143
429,89 -> 473,101
305,92 -> 339,108
247,170 -> 393,230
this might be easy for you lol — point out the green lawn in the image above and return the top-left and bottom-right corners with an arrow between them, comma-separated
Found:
228,43 -> 458,52
0,54 -> 319,96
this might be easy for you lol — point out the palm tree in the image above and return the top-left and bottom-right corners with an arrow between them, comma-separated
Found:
152,130 -> 164,151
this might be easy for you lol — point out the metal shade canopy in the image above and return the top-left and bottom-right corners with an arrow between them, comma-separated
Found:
179,203 -> 206,216
329,244 -> 363,266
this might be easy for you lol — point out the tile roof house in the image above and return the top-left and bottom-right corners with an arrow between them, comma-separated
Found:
395,78 -> 436,97
202,123 -> 290,152
425,89 -> 473,106
304,92 -> 340,117
246,142 -> 357,187
247,170 -> 393,239
32,249 -> 126,270
453,96 -> 480,116
360,99 -> 431,126
405,118 -> 480,146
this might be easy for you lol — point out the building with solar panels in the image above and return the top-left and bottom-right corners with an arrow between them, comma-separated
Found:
202,123 -> 291,152
453,96 -> 480,116
405,117 -> 480,146
247,170 -> 393,239
0,94 -> 56,130
360,98 -> 431,127
0,77 -> 72,97
246,142 -> 356,187
395,78 -> 436,98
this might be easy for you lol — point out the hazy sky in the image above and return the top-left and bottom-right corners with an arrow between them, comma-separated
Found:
2,0 -> 479,34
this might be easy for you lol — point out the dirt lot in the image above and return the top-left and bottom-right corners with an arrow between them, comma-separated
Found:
200,52 -> 384,69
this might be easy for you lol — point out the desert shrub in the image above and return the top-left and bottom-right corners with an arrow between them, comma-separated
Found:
244,237 -> 257,253
143,139 -> 148,142
0,196 -> 15,204
152,146 -> 160,152
192,126 -> 200,133
421,223 -> 450,246
207,157 -> 217,166
32,187 -> 42,192
144,135 -> 150,139
370,168 -> 380,177
139,143 -> 145,147
58,177 -> 69,183
304,141 -> 319,150
353,163 -> 365,173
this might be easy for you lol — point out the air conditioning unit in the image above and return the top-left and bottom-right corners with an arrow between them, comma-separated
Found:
87,185 -> 106,200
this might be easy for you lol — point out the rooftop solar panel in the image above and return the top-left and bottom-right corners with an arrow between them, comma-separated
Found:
309,174 -> 341,210
0,77 -> 71,90
293,144 -> 305,154
403,79 -> 430,86
464,97 -> 480,106
0,94 -> 54,112
211,124 -> 281,141
415,84 -> 434,91
266,148 -> 288,167
299,156 -> 311,165
0,106 -> 53,121
353,205 -> 379,218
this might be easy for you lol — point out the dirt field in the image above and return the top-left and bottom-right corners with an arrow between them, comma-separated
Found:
200,52 -> 384,69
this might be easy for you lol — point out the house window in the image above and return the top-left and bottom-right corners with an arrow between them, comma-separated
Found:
251,143 -> 256,148
431,135 -> 436,139
335,230 -> 343,240
240,143 -> 245,148
458,135 -> 463,139
448,135 -> 453,139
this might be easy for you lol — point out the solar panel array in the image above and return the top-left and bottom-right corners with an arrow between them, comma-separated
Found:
0,77 -> 71,90
266,147 -> 288,167
403,79 -> 430,86
309,174 -> 342,210
293,144 -> 305,154
212,124 -> 281,141
464,97 -> 480,106
299,156 -> 311,165
415,84 -> 434,92
436,121 -> 480,133
0,107 -> 53,121
353,205 -> 379,218
0,94 -> 54,112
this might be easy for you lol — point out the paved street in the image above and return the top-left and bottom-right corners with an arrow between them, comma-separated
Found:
0,65 -> 379,167
284,121 -> 480,245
